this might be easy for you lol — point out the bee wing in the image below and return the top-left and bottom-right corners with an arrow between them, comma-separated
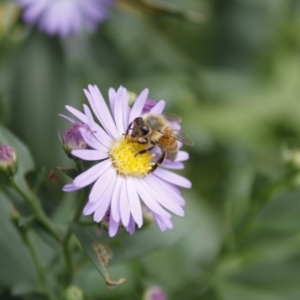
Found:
159,129 -> 195,146
162,113 -> 182,123
174,129 -> 195,146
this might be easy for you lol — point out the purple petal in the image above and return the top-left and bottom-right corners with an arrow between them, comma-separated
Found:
73,159 -> 111,188
135,178 -> 171,219
119,87 -> 130,131
88,166 -> 116,203
83,176 -> 114,216
113,86 -> 127,134
154,168 -> 192,188
22,0 -> 48,24
126,177 -> 143,228
92,178 -> 116,221
120,87 -> 130,131
109,214 -> 119,237
149,100 -> 166,114
62,183 -> 82,192
65,105 -> 88,123
93,196 -> 111,222
143,175 -> 185,216
162,161 -> 184,169
129,88 -> 148,122
59,114 -> 76,123
108,87 -> 117,113
84,85 -> 119,139
145,174 -> 185,206
78,127 -> 107,151
84,171 -> 116,216
110,176 -> 122,223
71,149 -> 108,161
153,213 -> 173,231
119,178 -> 130,227
176,151 -> 189,161
125,215 -> 136,235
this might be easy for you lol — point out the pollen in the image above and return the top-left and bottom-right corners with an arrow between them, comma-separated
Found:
109,136 -> 154,177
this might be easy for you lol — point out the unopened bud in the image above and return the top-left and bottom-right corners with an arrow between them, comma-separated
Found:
0,144 -> 17,183
63,285 -> 84,300
127,91 -> 138,107
59,123 -> 87,158
143,286 -> 167,300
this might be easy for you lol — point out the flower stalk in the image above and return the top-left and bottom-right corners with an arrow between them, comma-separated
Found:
62,189 -> 88,284
11,181 -> 61,243
22,228 -> 56,300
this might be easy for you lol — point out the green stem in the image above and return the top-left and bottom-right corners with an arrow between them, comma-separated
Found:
23,229 -> 56,300
11,181 -> 61,243
62,190 -> 87,282
62,159 -> 86,284
75,159 -> 83,174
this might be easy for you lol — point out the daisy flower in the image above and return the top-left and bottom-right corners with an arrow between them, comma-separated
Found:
18,0 -> 114,37
61,85 -> 191,237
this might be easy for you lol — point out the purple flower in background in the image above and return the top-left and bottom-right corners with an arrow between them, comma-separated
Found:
143,286 -> 167,300
61,85 -> 191,237
18,0 -> 114,37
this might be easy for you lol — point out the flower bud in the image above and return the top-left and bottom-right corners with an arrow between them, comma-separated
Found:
127,91 -> 138,107
60,123 -> 87,158
0,144 -> 17,183
143,286 -> 167,300
63,285 -> 84,300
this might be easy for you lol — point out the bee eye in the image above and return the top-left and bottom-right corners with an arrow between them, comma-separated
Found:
136,118 -> 143,125
141,126 -> 149,135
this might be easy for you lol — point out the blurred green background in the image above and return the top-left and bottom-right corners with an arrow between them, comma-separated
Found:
2,0 -> 300,299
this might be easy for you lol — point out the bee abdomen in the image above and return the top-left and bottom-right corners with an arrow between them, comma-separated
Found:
166,152 -> 178,161
166,140 -> 178,161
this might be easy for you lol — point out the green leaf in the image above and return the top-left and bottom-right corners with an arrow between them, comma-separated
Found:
0,191 -> 39,292
18,215 -> 35,227
216,261 -> 300,300
10,32 -> 66,170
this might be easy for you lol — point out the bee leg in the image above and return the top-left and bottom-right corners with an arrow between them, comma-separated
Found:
149,150 -> 166,173
125,122 -> 133,138
135,142 -> 156,156
136,139 -> 148,145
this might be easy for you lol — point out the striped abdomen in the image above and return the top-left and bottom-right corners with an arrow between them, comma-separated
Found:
158,128 -> 178,161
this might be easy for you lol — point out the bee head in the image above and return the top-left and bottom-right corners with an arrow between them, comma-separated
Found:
132,117 -> 150,137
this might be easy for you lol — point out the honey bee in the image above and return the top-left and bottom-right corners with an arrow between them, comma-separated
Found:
126,113 -> 194,173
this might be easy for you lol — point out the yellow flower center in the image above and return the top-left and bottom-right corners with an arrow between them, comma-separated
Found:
109,136 -> 154,177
